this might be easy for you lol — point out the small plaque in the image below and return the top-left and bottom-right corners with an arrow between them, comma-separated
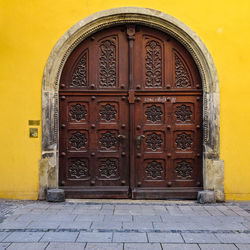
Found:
30,128 -> 38,138
28,120 -> 40,126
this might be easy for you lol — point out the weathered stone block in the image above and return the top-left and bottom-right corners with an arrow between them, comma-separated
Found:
47,189 -> 65,202
197,190 -> 215,204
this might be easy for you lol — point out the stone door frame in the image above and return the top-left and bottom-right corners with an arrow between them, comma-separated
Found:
40,7 -> 224,201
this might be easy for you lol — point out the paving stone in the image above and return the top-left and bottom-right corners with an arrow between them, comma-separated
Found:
75,204 -> 102,210
236,244 -> 250,250
215,233 -> 250,243
26,221 -> 60,229
115,205 -> 141,210
3,232 -> 44,243
75,215 -> 104,221
216,206 -> 238,216
153,221 -> 198,230
133,215 -> 162,222
178,206 -> 194,215
72,209 -> 100,215
97,209 -> 114,215
123,222 -> 153,230
190,206 -> 211,216
0,232 -> 10,242
203,206 -> 225,216
0,221 -> 30,229
45,242 -> 86,250
7,243 -> 48,250
148,233 -> 183,243
227,206 -> 250,216
182,233 -> 220,243
40,232 -> 79,242
91,221 -> 122,230
104,215 -> 132,222
242,221 -> 250,230
199,243 -> 238,250
85,243 -> 123,250
113,232 -> 147,243
77,232 -> 112,242
102,204 -> 115,209
124,243 -> 162,250
58,221 -> 91,229
162,243 -> 200,250
0,243 -> 10,250
166,206 -> 183,215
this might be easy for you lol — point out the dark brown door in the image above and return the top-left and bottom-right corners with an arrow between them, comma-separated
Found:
59,25 -> 203,199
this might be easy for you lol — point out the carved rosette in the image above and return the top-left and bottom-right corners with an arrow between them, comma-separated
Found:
68,159 -> 89,179
146,161 -> 163,179
99,158 -> 118,178
99,40 -> 116,87
175,54 -> 191,88
145,40 -> 162,87
175,133 -> 192,150
99,132 -> 117,148
146,133 -> 163,151
175,105 -> 192,122
71,52 -> 87,87
176,160 -> 193,179
70,132 -> 87,149
70,104 -> 87,121
99,104 -> 117,121
145,105 -> 163,122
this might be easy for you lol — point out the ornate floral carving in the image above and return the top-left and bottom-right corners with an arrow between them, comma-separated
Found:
99,104 -> 117,121
176,160 -> 193,179
175,133 -> 192,150
99,158 -> 118,178
99,40 -> 116,87
70,104 -> 87,121
175,54 -> 191,88
145,105 -> 163,122
70,132 -> 87,149
68,159 -> 89,179
99,132 -> 117,148
146,133 -> 163,150
175,104 -> 192,122
145,40 -> 162,87
71,52 -> 87,87
146,161 -> 163,179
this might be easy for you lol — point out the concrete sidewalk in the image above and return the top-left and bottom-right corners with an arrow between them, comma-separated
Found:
0,200 -> 250,249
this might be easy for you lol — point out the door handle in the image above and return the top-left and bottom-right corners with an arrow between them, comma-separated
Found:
118,134 -> 126,143
136,135 -> 145,149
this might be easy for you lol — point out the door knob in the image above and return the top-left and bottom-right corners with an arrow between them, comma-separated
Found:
136,135 -> 145,149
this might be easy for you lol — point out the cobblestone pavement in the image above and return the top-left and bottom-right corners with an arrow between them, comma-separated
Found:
0,199 -> 250,249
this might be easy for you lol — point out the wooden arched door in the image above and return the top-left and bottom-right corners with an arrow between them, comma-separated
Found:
59,25 -> 203,199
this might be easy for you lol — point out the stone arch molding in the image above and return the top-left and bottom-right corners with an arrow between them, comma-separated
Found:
40,7 -> 224,202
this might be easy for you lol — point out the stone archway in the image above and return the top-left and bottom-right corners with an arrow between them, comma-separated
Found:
40,7 -> 224,201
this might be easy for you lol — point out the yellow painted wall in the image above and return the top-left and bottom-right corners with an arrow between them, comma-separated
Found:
0,0 -> 249,200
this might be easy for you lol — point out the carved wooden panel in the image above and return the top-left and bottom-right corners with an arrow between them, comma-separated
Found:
67,158 -> 90,180
174,52 -> 192,88
98,130 -> 119,151
68,130 -> 88,151
99,38 -> 117,88
144,103 -> 164,124
70,50 -> 88,88
145,39 -> 163,88
68,102 -> 89,124
144,159 -> 165,181
96,158 -> 120,180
